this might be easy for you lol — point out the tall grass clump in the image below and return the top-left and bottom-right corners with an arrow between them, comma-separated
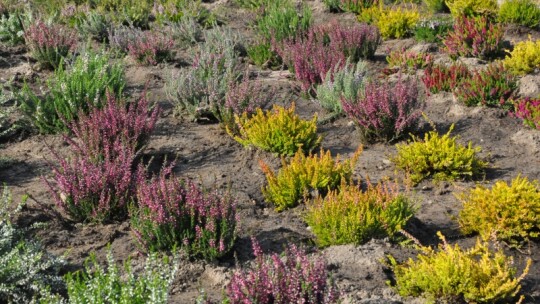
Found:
388,232 -> 530,303
306,181 -> 415,247
44,93 -> 159,223
342,77 -> 424,143
498,0 -> 540,28
225,238 -> 341,303
18,51 -> 126,134
0,186 -> 66,303
130,167 -> 238,260
24,20 -> 78,69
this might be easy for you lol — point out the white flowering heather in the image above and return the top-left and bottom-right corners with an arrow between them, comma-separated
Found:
316,59 -> 368,114
0,186 -> 66,303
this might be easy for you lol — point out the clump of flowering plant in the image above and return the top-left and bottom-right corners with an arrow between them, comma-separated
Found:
129,166 -> 237,260
24,20 -> 78,69
342,77 -> 423,143
422,63 -> 471,95
127,30 -> 174,65
513,97 -> 540,129
225,238 -> 341,303
386,48 -> 433,74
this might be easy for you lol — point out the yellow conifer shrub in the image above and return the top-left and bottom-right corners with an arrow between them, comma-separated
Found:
503,37 -> 540,75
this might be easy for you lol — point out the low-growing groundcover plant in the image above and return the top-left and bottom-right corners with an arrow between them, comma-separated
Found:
513,97 -> 540,129
260,147 -> 361,211
457,176 -> 540,246
393,124 -> 488,184
0,186 -> 66,303
422,62 -> 471,95
129,166 -> 238,260
18,51 -> 126,134
503,37 -> 540,76
442,16 -> 504,60
342,77 -> 424,143
498,0 -> 540,28
305,181 -> 416,247
23,20 -> 78,69
45,93 -> 159,223
388,232 -> 531,303
224,238 -> 341,303
453,63 -> 518,108
48,250 -> 178,304
230,103 -> 322,157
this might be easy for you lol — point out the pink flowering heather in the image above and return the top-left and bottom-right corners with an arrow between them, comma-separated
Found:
65,92 -> 160,164
225,238 -> 340,303
129,166 -> 238,260
276,21 -> 380,93
342,77 -> 423,143
422,63 -> 471,95
24,21 -> 78,69
442,16 -> 504,60
127,30 -> 174,65
513,97 -> 540,130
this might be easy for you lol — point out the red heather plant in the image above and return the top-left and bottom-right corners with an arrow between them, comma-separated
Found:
342,77 -> 423,143
453,63 -> 518,108
442,16 -> 504,60
127,30 -> 174,66
276,21 -> 380,93
225,238 -> 340,303
422,63 -> 471,95
129,166 -> 237,260
386,48 -> 433,73
513,97 -> 540,129
24,20 -> 78,69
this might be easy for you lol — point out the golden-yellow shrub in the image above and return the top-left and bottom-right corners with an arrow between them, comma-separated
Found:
358,4 -> 420,39
457,176 -> 540,245
445,0 -> 498,17
503,37 -> 540,75
260,147 -> 361,211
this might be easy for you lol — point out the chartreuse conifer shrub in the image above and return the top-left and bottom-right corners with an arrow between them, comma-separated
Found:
305,181 -> 415,247
388,232 -> 531,303
445,0 -> 498,17
393,124 -> 488,184
503,37 -> 540,76
230,103 -> 322,157
260,147 -> 362,211
423,0 -> 448,13
457,176 -> 540,246
358,4 -> 420,39
498,0 -> 540,28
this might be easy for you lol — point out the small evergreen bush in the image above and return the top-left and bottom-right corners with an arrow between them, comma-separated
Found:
499,0 -> 540,28
24,20 -> 78,69
422,62 -> 471,95
442,16 -> 504,59
445,0 -> 498,17
386,48 -> 433,73
513,97 -> 540,129
0,10 -> 30,45
76,10 -> 111,42
413,17 -> 452,43
231,103 -> 321,157
423,0 -> 448,13
358,4 -> 420,39
255,0 -> 312,44
458,176 -> 540,245
305,181 -> 415,247
260,147 -> 361,211
503,37 -> 540,75
127,29 -> 174,65
323,0 -> 377,13
388,232 -> 530,303
393,124 -> 488,184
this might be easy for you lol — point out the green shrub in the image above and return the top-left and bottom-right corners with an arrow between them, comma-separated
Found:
393,124 -> 488,184
453,62 -> 518,108
323,0 -> 378,13
0,10 -> 30,45
61,250 -> 178,304
305,181 -> 415,247
260,147 -> 361,211
0,186 -> 66,303
231,103 -> 322,157
499,0 -> 540,28
423,0 -> 448,12
414,17 -> 452,43
359,4 -> 420,39
234,0 -> 274,9
165,16 -> 203,49
256,0 -> 312,43
96,0 -> 152,29
458,176 -> 540,245
153,0 -> 216,27
445,0 -> 498,17
503,37 -> 540,75
388,232 -> 530,303
386,48 -> 433,73
247,41 -> 280,68
76,10 -> 112,42
18,51 -> 125,133
315,60 -> 368,114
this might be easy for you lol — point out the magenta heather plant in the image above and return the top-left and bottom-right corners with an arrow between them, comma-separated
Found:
129,166 -> 238,260
225,238 -> 340,304
342,77 -> 424,143
24,20 -> 78,69
276,21 -> 380,93
442,16 -> 504,60
127,30 -> 174,65
513,97 -> 540,129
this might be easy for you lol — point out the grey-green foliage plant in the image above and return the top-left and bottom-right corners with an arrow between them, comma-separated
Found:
166,27 -> 244,121
60,250 -> 178,304
17,50 -> 125,133
165,16 -> 203,49
316,60 -> 368,115
0,186 -> 66,304
76,10 -> 112,43
0,9 -> 32,46
256,0 -> 312,43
